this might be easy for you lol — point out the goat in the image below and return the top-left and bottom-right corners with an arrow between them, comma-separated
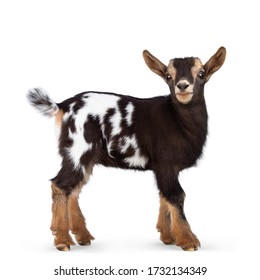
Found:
27,47 -> 226,251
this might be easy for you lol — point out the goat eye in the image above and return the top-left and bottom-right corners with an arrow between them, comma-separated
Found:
166,74 -> 172,81
198,70 -> 205,79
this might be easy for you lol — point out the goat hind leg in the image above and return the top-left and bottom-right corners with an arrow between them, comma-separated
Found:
50,183 -> 75,251
68,186 -> 94,246
68,164 -> 94,245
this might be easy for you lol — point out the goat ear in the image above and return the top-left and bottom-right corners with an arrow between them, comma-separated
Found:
143,50 -> 167,80
204,47 -> 226,82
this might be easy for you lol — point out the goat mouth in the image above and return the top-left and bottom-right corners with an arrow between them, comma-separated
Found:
175,92 -> 193,104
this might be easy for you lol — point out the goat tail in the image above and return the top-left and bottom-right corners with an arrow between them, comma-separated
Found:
27,88 -> 59,117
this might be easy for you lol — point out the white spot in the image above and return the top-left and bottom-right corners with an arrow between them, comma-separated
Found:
125,102 -> 134,126
119,135 -> 137,153
82,93 -> 122,156
110,106 -> 122,137
66,100 -> 93,170
83,93 -> 120,118
67,127 -> 93,170
82,93 -> 122,136
63,102 -> 75,122
119,134 -> 148,168
124,150 -> 148,168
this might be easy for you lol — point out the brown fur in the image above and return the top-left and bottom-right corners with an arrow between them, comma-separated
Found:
51,164 -> 95,250
55,110 -> 64,127
191,58 -> 203,79
167,198 -> 200,250
168,61 -> 177,80
156,196 -> 175,244
50,183 -> 75,250
204,47 -> 226,81
68,185 -> 94,245
142,50 -> 167,80
157,196 -> 200,250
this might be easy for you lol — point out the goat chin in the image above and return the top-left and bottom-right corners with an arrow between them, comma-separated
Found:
176,93 -> 193,104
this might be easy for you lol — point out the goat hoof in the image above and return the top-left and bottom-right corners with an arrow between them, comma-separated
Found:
180,239 -> 200,251
160,234 -> 175,245
158,231 -> 175,245
56,243 -> 70,251
75,231 -> 95,246
162,240 -> 175,245
160,236 -> 175,245
182,246 -> 198,252
176,232 -> 201,251
78,240 -> 91,246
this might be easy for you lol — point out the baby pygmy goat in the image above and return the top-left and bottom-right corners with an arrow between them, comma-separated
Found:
27,47 -> 226,251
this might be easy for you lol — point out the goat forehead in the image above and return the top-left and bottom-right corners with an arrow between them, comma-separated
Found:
168,57 -> 199,82
173,57 -> 196,69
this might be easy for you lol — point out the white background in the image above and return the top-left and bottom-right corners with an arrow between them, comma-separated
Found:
0,0 -> 259,279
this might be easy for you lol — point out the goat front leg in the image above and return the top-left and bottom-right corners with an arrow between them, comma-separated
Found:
155,170 -> 200,251
156,195 -> 175,244
163,194 -> 200,251
50,183 -> 75,251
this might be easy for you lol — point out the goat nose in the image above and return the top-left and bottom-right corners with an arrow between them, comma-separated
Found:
177,82 -> 189,91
